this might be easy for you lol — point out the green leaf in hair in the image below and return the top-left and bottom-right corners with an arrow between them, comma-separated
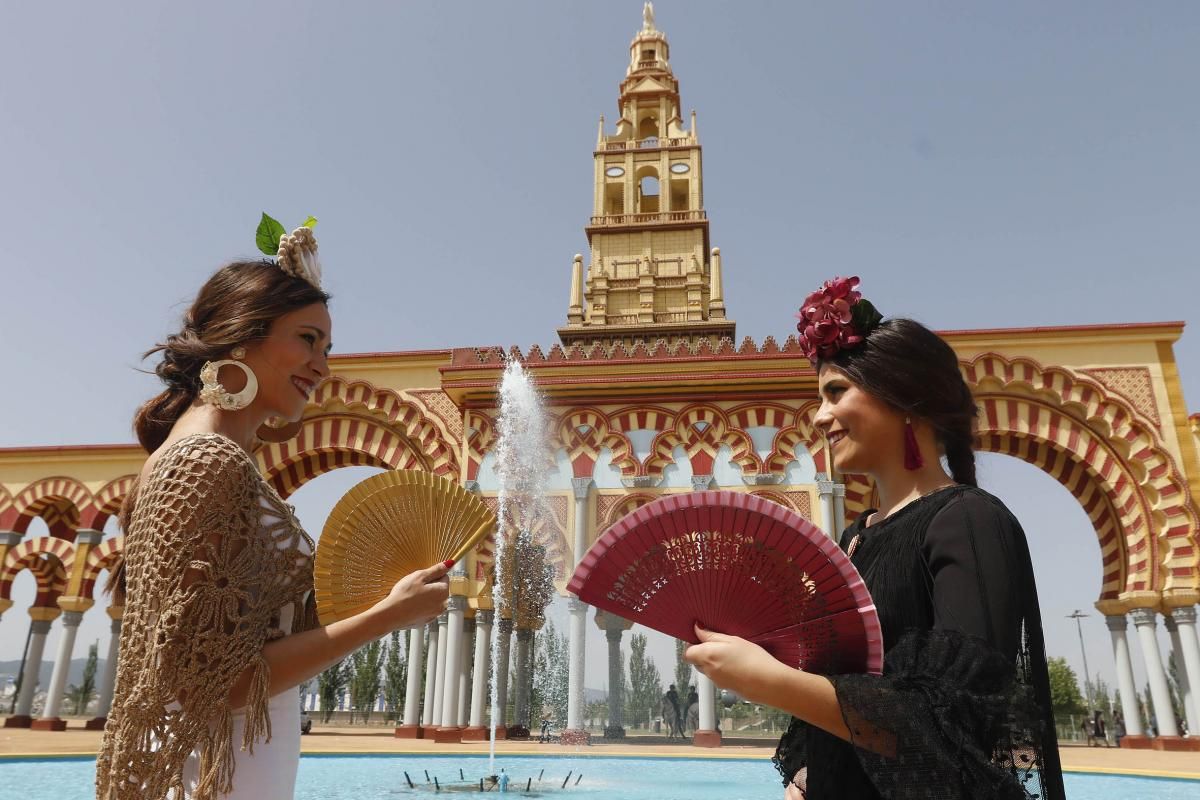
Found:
256,212 -> 287,256
301,216 -> 317,228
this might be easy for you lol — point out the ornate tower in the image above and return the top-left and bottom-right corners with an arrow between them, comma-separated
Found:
558,4 -> 735,350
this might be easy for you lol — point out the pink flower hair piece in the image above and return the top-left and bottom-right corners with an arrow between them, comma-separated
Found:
795,276 -> 881,364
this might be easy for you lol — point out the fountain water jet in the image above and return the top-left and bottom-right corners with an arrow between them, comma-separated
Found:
488,360 -> 556,774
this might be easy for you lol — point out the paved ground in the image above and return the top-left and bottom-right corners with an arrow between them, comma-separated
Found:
3,721 -> 1199,780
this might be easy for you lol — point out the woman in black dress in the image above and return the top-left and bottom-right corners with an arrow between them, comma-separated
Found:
685,278 -> 1065,799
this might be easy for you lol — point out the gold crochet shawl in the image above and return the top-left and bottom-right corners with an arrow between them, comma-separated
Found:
96,433 -> 316,799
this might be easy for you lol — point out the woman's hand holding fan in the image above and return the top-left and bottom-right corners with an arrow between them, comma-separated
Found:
315,470 -> 497,626
369,561 -> 454,631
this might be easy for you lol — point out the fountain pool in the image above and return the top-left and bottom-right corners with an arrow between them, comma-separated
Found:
4,754 -> 1198,800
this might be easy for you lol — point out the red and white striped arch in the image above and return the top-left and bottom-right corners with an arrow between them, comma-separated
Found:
644,404 -> 760,480
258,413 -> 433,499
79,534 -> 125,600
0,535 -> 73,607
965,352 -> 1199,600
553,408 -> 637,479
10,477 -> 91,538
256,377 -> 461,498
79,475 -> 137,531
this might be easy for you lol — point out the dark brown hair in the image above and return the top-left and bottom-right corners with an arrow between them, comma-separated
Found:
133,260 -> 330,454
108,261 -> 329,596
819,318 -> 978,486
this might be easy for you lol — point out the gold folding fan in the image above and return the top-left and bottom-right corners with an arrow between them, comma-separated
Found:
314,470 -> 496,625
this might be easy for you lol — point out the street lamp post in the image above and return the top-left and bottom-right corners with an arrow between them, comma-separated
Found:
1067,610 -> 1095,720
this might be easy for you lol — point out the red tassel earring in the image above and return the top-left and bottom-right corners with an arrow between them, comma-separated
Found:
903,416 -> 924,470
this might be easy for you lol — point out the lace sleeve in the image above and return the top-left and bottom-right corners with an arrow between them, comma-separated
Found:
772,716 -> 808,786
830,628 -> 1031,799
823,493 -> 1053,799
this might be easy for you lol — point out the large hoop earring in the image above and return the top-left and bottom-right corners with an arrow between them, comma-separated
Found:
199,350 -> 258,411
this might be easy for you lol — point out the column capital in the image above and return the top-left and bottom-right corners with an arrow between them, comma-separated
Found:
621,475 -> 661,489
1170,606 -> 1198,625
1164,616 -> 1178,633
73,529 -> 104,545
515,628 -> 534,642
477,609 -> 495,626
1105,614 -> 1129,633
606,626 -> 623,643
568,597 -> 589,614
691,474 -> 715,492
61,610 -> 84,627
742,473 -> 783,486
437,612 -> 450,625
497,617 -> 513,635
28,605 -> 61,622
1130,607 -> 1159,628
30,619 -> 53,635
0,531 -> 21,547
832,484 -> 846,498
110,618 -> 123,634
463,480 -> 481,493
447,596 -> 467,613
571,477 -> 594,499
816,479 -> 835,495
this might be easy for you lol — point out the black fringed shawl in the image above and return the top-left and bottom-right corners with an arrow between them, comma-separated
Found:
773,485 -> 1066,800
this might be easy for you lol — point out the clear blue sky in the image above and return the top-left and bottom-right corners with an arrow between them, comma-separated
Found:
1,2 -> 1197,702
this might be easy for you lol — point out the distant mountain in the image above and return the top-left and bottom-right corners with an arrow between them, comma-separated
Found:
0,658 -> 105,690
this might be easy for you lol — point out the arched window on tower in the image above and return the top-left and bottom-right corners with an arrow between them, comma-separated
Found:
636,167 -> 660,214
638,115 -> 659,143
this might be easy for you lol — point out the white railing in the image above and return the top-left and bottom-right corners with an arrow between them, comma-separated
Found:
589,210 -> 706,226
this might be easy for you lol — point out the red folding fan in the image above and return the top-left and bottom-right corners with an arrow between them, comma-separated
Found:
568,491 -> 883,676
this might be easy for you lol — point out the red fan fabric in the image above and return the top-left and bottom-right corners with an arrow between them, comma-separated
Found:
568,491 -> 882,675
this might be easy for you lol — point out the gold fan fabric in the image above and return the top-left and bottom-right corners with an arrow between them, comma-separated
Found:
314,470 -> 495,624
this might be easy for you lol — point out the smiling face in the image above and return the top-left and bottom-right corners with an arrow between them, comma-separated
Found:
814,364 -> 906,475
239,302 -> 333,421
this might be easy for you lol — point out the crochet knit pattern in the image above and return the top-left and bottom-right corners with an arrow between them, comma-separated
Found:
97,434 -> 315,799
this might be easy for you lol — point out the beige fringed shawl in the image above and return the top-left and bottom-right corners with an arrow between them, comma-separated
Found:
97,433 -> 316,799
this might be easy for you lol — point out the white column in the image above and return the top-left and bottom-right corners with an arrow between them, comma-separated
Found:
1131,608 -> 1180,736
567,477 -> 593,734
402,626 -> 424,726
14,618 -> 53,717
421,619 -> 441,727
440,601 -> 464,729
816,475 -> 836,539
833,483 -> 847,536
1169,606 -> 1200,735
41,610 -> 83,719
457,617 -> 474,727
697,673 -> 716,730
1106,614 -> 1144,736
95,617 -> 122,718
690,475 -> 719,744
431,612 -> 450,725
469,610 -> 494,729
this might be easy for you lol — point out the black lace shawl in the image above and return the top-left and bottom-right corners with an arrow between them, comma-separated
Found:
773,486 -> 1065,800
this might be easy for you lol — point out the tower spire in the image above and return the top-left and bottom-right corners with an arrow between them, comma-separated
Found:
642,2 -> 656,34
558,9 -> 734,350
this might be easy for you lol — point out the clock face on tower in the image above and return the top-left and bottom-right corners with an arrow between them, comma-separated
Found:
605,166 -> 625,177
670,162 -> 690,174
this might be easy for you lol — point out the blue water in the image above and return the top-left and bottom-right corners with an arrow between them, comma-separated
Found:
3,754 -> 1197,799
